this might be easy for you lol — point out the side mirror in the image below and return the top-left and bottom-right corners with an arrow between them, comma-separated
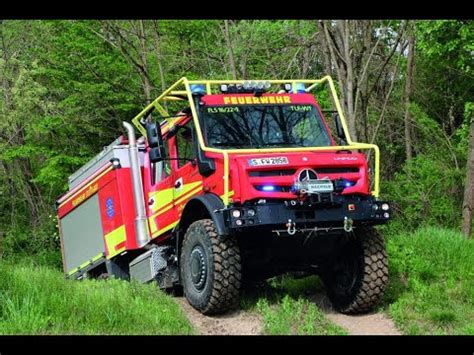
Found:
334,113 -> 347,144
145,122 -> 165,163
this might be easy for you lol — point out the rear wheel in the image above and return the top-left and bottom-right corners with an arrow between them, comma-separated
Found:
320,227 -> 389,314
180,219 -> 241,315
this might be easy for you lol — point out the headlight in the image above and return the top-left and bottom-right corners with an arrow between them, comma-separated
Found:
247,209 -> 256,217
232,210 -> 241,218
381,203 -> 389,211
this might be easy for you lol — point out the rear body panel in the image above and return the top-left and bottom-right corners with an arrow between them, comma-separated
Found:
57,146 -> 141,278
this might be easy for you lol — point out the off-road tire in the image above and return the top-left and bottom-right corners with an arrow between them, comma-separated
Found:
180,219 -> 241,315
320,227 -> 389,314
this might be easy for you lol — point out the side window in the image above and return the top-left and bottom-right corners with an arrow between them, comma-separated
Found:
152,136 -> 171,184
175,119 -> 196,168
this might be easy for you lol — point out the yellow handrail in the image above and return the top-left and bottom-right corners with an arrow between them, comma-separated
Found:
130,76 -> 380,204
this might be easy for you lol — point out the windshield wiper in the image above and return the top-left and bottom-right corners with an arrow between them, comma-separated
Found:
212,142 -> 251,148
258,142 -> 299,147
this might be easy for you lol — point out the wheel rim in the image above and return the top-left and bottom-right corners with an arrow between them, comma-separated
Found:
190,245 -> 207,290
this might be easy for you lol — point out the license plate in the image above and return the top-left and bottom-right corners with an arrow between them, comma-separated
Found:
248,157 -> 289,166
296,179 -> 334,193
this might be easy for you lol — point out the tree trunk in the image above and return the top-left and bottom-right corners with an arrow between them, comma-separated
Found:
341,21 -> 357,140
138,20 -> 152,104
404,31 -> 415,161
317,22 -> 333,76
461,114 -> 474,239
152,20 -> 167,93
223,20 -> 237,79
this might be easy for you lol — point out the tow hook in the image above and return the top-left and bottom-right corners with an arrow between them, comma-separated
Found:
286,219 -> 296,235
343,216 -> 353,233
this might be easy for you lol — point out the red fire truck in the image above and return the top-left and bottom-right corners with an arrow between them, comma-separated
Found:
56,77 -> 390,315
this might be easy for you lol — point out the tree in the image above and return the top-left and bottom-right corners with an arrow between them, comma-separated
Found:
415,20 -> 474,236
403,25 -> 416,161
317,20 -> 406,141
462,111 -> 474,238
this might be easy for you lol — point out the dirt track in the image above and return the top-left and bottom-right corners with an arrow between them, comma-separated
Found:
309,292 -> 401,335
177,298 -> 263,335
177,289 -> 401,336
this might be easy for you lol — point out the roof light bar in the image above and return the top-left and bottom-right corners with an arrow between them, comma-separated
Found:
295,83 -> 306,93
282,82 -> 306,93
220,81 -> 271,94
190,84 -> 206,95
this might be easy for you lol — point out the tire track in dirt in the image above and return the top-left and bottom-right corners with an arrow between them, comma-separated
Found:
177,298 -> 263,335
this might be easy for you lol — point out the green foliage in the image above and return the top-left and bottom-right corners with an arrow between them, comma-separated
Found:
385,227 -> 474,335
3,225 -> 60,264
0,261 -> 193,335
256,295 -> 346,335
384,153 -> 464,232
383,103 -> 465,232
414,20 -> 473,134
242,275 -> 347,335
416,20 -> 473,73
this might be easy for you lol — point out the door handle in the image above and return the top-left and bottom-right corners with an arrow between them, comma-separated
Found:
174,180 -> 182,189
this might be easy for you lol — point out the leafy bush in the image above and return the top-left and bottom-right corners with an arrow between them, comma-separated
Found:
382,103 -> 466,233
2,213 -> 61,264
383,154 -> 464,233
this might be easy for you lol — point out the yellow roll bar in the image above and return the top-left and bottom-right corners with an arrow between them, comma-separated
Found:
131,76 -> 380,205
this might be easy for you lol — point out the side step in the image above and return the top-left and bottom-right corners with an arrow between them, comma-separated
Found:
129,246 -> 179,288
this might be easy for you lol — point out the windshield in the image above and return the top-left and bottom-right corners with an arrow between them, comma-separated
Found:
201,104 -> 332,149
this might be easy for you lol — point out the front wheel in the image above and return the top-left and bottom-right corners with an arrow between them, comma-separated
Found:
180,219 -> 241,315
320,227 -> 389,314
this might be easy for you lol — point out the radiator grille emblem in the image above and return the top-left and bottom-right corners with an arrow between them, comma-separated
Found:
297,169 -> 318,182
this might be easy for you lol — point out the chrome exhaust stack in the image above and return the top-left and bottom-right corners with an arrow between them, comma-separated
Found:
122,121 -> 150,247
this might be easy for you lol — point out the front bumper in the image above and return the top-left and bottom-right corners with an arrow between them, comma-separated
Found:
223,195 -> 390,232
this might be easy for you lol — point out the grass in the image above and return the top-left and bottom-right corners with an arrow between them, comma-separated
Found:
1,225 -> 471,335
0,260 -> 193,335
242,275 -> 347,335
383,226 -> 474,335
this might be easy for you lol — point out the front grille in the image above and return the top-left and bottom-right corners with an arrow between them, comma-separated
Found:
315,167 -> 359,174
249,169 -> 296,177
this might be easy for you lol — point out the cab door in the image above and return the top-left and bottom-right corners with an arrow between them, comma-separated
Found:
170,117 -> 203,219
146,135 -> 177,240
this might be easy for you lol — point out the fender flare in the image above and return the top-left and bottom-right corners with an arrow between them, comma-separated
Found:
178,193 -> 229,237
